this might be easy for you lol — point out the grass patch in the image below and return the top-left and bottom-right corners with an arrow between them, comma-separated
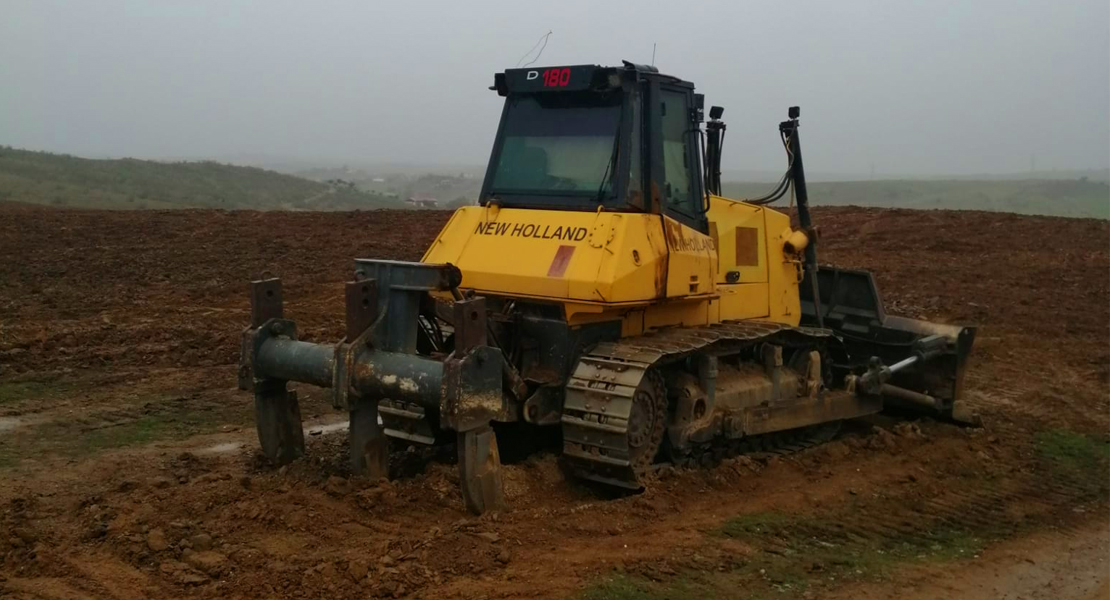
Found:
71,408 -> 221,455
0,379 -> 74,404
1036,429 -> 1110,476
580,431 -> 1110,599
718,511 -> 794,538
581,574 -> 654,600
78,416 -> 177,452
578,511 -> 996,599
0,396 -> 228,470
580,574 -> 726,600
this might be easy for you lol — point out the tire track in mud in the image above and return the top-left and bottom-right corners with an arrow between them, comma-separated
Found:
611,428 -> 1108,599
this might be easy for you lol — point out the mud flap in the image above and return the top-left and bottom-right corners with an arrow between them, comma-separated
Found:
253,381 -> 305,464
802,267 -> 977,422
458,425 -> 505,514
349,402 -> 389,479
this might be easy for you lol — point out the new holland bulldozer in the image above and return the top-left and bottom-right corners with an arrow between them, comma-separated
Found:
238,62 -> 976,513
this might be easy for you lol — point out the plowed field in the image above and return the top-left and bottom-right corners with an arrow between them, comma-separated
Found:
0,203 -> 1107,600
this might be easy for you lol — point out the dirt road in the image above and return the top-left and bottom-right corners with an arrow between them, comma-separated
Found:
0,203 -> 1106,599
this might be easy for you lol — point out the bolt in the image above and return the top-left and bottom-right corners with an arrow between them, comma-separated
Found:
270,322 -> 285,335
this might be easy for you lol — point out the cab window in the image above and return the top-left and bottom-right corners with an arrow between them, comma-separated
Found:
660,90 -> 695,215
489,92 -> 622,197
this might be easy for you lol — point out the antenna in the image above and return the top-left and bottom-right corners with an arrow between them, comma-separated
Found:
651,43 -> 657,66
516,31 -> 553,68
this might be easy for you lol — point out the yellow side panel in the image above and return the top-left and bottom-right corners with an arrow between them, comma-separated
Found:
706,197 -> 768,284
643,299 -> 711,330
577,212 -> 671,303
422,206 -> 673,304
422,206 -> 600,298
704,195 -> 803,326
420,199 -> 802,332
662,216 -> 716,298
716,283 -> 771,321
764,209 -> 802,325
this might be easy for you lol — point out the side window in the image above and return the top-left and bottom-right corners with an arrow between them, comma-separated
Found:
627,90 -> 643,208
660,90 -> 694,215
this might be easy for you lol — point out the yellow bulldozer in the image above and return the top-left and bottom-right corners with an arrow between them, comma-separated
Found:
238,62 -> 976,513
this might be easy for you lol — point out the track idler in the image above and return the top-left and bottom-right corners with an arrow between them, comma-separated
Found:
238,260 -> 509,514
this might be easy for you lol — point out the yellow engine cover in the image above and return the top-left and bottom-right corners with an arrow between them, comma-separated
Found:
421,198 -> 802,334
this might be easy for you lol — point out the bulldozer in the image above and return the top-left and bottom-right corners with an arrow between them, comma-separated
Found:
238,62 -> 976,513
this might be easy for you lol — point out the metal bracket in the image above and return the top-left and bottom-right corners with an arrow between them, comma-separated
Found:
239,278 -> 286,390
250,278 -> 284,327
345,279 -> 378,341
452,297 -> 488,352
333,279 -> 379,411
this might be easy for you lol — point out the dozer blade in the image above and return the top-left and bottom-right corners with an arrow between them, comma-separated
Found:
801,267 -> 978,424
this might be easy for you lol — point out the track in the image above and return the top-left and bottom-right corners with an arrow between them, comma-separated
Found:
562,320 -> 849,488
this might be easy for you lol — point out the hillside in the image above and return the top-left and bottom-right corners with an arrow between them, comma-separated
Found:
723,178 -> 1109,219
0,147 -> 402,210
1,147 -> 1104,217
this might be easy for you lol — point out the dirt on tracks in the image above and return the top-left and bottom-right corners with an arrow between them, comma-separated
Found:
0,203 -> 1106,600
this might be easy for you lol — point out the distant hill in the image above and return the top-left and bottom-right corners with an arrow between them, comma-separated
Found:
0,147 -> 403,210
723,178 -> 1109,219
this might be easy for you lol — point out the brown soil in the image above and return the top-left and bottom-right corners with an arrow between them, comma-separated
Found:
0,203 -> 1107,600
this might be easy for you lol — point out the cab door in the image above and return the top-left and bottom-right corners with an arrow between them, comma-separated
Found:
651,83 -> 715,298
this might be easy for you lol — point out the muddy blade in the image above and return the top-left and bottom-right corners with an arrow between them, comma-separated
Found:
253,383 -> 305,464
802,267 -> 977,420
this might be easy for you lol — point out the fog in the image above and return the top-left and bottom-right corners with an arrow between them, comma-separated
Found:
1,0 -> 1107,177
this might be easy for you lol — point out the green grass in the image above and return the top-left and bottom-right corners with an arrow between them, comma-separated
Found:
580,510 -> 995,600
581,574 -> 724,600
0,146 -> 403,210
78,416 -> 178,452
0,379 -> 75,404
723,178 -> 1110,219
1036,429 -> 1110,476
717,511 -> 794,538
715,511 -> 991,576
581,574 -> 654,600
70,403 -> 224,455
0,390 -> 235,470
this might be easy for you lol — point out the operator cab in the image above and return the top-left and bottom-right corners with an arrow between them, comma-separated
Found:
481,62 -> 716,234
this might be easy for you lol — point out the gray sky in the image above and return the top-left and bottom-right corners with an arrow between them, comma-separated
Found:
2,0 -> 1107,176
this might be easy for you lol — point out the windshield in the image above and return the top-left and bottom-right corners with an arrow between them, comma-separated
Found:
489,92 -> 622,197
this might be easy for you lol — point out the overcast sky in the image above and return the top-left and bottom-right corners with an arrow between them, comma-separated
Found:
1,0 -> 1107,176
